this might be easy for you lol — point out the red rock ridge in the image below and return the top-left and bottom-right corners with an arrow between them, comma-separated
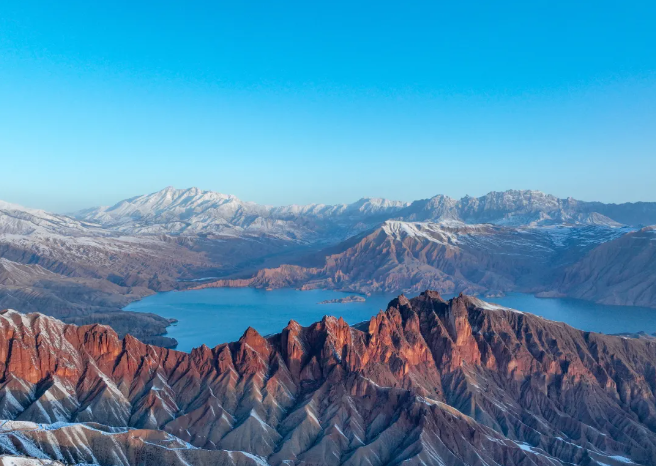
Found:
0,292 -> 655,465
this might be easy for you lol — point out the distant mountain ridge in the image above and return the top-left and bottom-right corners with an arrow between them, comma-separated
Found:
75,188 -> 656,241
0,199 -> 109,238
75,186 -> 411,241
397,190 -> 643,227
1,187 -> 655,345
193,220 -> 631,299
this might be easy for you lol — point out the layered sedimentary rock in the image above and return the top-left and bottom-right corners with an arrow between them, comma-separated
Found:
1,292 -> 656,465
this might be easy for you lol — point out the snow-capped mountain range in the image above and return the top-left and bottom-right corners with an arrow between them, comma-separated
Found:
0,199 -> 109,238
1,186 -> 655,344
74,186 -> 410,240
73,186 -> 656,240
396,190 -> 643,227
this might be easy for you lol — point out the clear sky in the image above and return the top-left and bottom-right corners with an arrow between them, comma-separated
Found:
1,1 -> 655,212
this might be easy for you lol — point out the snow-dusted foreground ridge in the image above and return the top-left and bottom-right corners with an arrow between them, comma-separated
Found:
0,292 -> 655,465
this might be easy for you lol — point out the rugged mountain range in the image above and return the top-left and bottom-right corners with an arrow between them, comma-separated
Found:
1,187 -> 656,348
1,292 -> 656,465
76,187 -> 656,237
73,187 -> 656,308
0,196 -> 322,346
75,186 -> 410,241
396,190 -> 639,227
193,220 -> 634,300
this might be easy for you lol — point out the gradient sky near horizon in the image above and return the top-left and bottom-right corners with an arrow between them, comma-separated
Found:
1,1 -> 655,212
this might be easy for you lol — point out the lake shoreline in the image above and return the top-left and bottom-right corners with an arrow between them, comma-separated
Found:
124,287 -> 656,353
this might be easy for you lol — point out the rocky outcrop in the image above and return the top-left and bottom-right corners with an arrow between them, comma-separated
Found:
1,292 -> 656,465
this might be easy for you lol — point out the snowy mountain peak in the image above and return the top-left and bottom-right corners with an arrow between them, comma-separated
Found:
466,190 -> 560,211
78,186 -> 254,228
74,187 -> 411,239
399,189 -> 635,227
0,199 -> 48,216
346,197 -> 410,214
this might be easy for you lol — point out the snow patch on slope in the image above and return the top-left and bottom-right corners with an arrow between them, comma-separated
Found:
381,221 -> 461,245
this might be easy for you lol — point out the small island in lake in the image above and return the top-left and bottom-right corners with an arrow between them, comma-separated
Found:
318,295 -> 366,304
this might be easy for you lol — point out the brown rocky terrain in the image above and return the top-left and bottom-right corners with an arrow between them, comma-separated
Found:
1,292 -> 656,465
3,189 -> 656,354
0,200 -> 318,347
189,222 -> 539,294
552,226 -> 656,307
193,221 -> 632,300
0,236 -> 207,348
0,233 -> 317,347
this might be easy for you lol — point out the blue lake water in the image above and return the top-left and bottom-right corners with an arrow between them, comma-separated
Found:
124,288 -> 656,352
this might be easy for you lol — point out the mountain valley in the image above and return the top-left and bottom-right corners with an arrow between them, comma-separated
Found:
1,187 -> 655,349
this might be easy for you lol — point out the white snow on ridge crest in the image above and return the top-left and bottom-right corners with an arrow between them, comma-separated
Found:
381,220 -> 462,245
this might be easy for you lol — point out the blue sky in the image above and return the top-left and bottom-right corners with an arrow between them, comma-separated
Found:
1,1 -> 655,212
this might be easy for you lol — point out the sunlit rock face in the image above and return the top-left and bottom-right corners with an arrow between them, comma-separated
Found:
1,292 -> 656,466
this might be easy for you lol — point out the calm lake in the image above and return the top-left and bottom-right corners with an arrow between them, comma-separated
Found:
124,288 -> 656,352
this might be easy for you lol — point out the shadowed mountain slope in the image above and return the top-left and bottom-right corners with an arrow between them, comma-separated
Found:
552,226 -> 656,307
194,221 -> 631,298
